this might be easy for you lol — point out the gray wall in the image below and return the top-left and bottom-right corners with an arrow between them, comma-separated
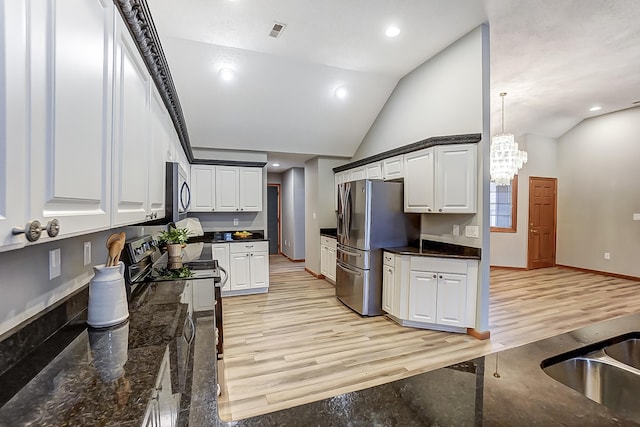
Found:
490,134 -> 558,267
282,168 -> 305,260
305,157 -> 347,275
556,107 -> 640,277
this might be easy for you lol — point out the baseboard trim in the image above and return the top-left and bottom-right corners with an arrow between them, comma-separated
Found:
490,265 -> 528,271
555,264 -> 640,282
467,328 -> 491,340
305,268 -> 323,279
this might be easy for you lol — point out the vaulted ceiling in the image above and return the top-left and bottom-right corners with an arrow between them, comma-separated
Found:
148,0 -> 640,171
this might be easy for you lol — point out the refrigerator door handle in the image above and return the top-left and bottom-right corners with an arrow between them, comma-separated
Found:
344,183 -> 351,241
336,246 -> 362,258
336,260 -> 362,276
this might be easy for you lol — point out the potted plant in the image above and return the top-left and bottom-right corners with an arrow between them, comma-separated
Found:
158,226 -> 190,257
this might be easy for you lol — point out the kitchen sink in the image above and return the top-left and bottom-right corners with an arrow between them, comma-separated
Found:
605,338 -> 640,370
542,334 -> 640,423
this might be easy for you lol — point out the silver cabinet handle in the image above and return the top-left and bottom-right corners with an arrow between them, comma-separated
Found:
12,220 -> 42,242
45,219 -> 60,238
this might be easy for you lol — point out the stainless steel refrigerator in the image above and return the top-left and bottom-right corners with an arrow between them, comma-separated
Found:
336,179 -> 419,316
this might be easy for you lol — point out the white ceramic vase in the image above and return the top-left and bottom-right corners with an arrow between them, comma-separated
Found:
87,261 -> 129,328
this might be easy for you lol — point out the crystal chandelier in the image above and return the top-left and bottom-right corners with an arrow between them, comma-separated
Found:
490,92 -> 527,186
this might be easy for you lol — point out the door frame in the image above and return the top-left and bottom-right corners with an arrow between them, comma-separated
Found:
267,183 -> 281,254
527,177 -> 558,269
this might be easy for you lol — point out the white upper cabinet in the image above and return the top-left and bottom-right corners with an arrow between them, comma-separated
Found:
0,0 -> 28,250
239,168 -> 263,211
190,165 -> 215,212
436,144 -> 477,213
215,167 -> 239,211
148,89 -> 168,221
28,0 -> 114,239
404,149 -> 435,213
365,162 -> 382,180
404,144 -> 477,214
112,15 -> 151,226
382,155 -> 404,180
192,165 -> 263,212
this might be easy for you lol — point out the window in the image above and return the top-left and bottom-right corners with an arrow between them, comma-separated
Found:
490,175 -> 518,232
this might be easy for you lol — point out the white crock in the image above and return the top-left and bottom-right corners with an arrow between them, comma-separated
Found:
87,262 -> 129,328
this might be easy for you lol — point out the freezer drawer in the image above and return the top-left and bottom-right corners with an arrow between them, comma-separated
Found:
336,243 -> 370,270
335,260 -> 381,316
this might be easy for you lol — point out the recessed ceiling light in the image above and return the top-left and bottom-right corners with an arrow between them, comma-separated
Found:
589,106 -> 602,112
272,163 -> 280,167
335,86 -> 348,99
219,68 -> 234,81
385,26 -> 400,38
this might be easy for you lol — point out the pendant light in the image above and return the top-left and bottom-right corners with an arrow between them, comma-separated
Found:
490,92 -> 527,185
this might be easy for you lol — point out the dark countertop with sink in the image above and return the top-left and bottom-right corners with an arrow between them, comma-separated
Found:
3,273 -> 640,425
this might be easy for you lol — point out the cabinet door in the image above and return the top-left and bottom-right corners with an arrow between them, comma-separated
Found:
327,246 -> 336,282
365,163 -> 382,180
382,265 -> 395,315
29,0 -> 114,235
148,90 -> 167,220
436,273 -> 468,327
250,251 -> 269,288
0,1 -> 28,250
349,168 -> 366,181
229,253 -> 250,290
190,165 -> 215,211
436,144 -> 477,213
112,16 -> 150,226
404,149 -> 435,213
193,278 -> 216,312
320,244 -> 328,276
215,166 -> 239,211
382,155 -> 404,180
239,168 -> 263,211
212,244 -> 230,292
408,271 -> 437,323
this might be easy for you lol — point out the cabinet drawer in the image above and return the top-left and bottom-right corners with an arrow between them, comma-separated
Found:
321,236 -> 336,248
410,256 -> 468,274
383,252 -> 395,267
229,240 -> 268,253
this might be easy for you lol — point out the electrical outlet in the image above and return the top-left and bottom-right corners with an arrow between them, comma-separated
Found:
604,252 -> 611,260
49,248 -> 61,280
465,226 -> 479,238
453,225 -> 460,236
233,218 -> 239,226
83,242 -> 92,266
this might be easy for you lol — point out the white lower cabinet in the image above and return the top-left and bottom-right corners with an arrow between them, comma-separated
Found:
192,278 -> 216,312
223,241 -> 269,296
142,346 -> 179,427
213,244 -> 231,292
320,236 -> 337,283
383,253 -> 478,332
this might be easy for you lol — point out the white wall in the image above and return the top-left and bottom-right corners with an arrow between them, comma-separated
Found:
352,26 -> 485,161
282,168 -> 305,260
556,107 -> 640,277
490,134 -> 558,267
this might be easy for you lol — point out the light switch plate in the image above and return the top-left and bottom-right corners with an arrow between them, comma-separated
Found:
83,242 -> 91,266
465,226 -> 479,238
233,218 -> 239,226
49,248 -> 61,280
453,225 -> 460,236
633,213 -> 640,221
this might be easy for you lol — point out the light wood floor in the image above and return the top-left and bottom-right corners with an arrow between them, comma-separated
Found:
218,256 -> 640,421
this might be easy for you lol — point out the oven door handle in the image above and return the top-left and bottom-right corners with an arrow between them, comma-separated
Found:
336,260 -> 362,276
218,265 -> 228,287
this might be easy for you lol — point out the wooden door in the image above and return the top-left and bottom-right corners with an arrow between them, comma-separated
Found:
528,177 -> 557,269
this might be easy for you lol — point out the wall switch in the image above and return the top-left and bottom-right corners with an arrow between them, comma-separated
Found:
233,218 -> 239,226
312,212 -> 317,220
49,248 -> 61,280
453,225 -> 460,236
83,242 -> 92,266
604,252 -> 611,260
465,225 -> 479,238
633,213 -> 640,221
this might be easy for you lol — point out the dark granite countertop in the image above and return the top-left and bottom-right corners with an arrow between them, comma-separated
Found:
0,280 -> 194,427
320,228 -> 337,238
384,240 -> 481,260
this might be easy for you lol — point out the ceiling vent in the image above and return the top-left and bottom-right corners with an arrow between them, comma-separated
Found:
269,22 -> 286,38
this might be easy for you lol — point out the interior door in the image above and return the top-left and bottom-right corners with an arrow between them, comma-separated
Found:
528,177 -> 557,269
267,185 -> 280,254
